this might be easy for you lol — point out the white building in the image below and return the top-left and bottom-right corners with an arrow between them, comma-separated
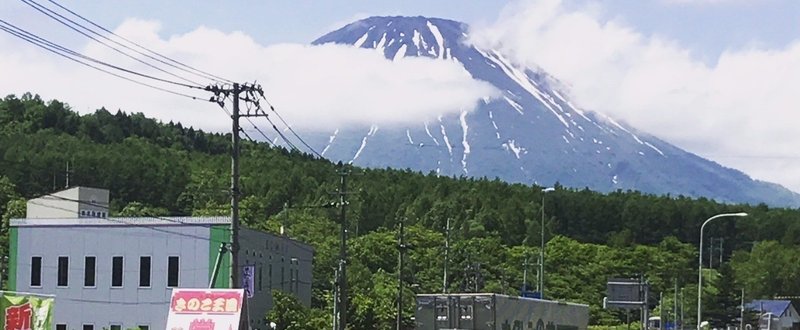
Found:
9,187 -> 313,330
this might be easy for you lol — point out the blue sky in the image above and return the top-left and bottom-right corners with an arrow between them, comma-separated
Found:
1,0 -> 799,193
7,0 -> 799,56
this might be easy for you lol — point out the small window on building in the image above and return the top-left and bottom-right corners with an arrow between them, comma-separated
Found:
30,256 -> 42,287
84,256 -> 96,287
56,324 -> 67,330
139,256 -> 151,287
111,256 -> 123,287
110,325 -> 121,330
57,256 -> 69,287
168,256 -> 180,287
268,264 -> 273,289
138,325 -> 149,330
83,324 -> 94,330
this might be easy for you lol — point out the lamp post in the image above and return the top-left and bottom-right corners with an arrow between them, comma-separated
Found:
540,187 -> 555,298
697,212 -> 748,330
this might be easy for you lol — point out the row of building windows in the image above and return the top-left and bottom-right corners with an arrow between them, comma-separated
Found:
31,256 -> 179,288
56,324 -> 148,330
79,210 -> 107,218
247,257 -> 301,294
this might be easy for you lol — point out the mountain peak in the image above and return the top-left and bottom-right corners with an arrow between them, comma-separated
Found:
313,16 -> 468,61
303,16 -> 800,207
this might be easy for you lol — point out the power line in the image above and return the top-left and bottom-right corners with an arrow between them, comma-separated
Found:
257,94 -> 323,158
20,0 -> 206,87
44,0 -> 233,84
22,196 -> 315,258
0,19 -> 203,90
0,20 -> 207,101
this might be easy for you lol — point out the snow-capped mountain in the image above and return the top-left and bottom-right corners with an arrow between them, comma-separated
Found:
304,16 -> 800,207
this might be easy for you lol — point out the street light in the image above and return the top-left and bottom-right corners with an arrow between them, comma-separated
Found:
540,187 -> 555,298
697,212 -> 748,330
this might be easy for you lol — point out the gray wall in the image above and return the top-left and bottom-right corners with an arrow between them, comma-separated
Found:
15,224 -> 212,330
238,228 -> 314,329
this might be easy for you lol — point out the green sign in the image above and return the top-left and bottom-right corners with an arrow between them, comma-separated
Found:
0,293 -> 54,330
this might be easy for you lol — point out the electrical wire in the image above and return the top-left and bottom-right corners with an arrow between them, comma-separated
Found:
0,19 -> 202,90
20,0 -> 206,87
0,21 -> 207,101
45,0 -> 233,84
257,95 -> 324,158
19,190 -> 316,256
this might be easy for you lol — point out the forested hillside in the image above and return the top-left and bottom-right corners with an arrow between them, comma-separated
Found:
2,93 -> 800,328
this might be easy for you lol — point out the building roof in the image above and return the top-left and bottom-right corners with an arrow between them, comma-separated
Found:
746,300 -> 792,316
10,216 -> 231,227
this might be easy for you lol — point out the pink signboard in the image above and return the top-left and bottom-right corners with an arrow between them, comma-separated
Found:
166,289 -> 244,330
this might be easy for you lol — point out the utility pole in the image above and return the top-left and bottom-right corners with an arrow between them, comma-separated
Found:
719,238 -> 724,265
209,82 -> 266,330
334,163 -> 350,330
397,217 -> 407,330
740,289 -> 744,330
65,161 -> 70,188
282,202 -> 289,236
332,267 -> 339,330
522,255 -> 529,291
680,288 -> 684,330
709,237 -> 714,269
660,291 -> 664,328
674,281 -> 679,330
443,217 -> 450,294
231,82 -> 241,291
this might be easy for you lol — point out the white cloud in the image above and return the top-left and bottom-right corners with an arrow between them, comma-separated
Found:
660,0 -> 755,4
471,0 -> 800,193
0,18 -> 497,133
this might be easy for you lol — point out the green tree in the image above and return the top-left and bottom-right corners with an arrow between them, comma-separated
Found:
266,290 -> 312,330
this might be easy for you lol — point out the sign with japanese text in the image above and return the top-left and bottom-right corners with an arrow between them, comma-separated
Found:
242,266 -> 255,299
0,293 -> 54,330
166,289 -> 243,330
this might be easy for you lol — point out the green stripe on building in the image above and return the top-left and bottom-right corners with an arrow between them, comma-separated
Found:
209,225 -> 231,288
8,227 -> 17,291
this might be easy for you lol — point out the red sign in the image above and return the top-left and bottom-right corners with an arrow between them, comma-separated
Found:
4,303 -> 32,330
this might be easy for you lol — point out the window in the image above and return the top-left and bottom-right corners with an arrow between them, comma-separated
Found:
111,256 -> 123,287
30,256 -> 42,287
258,265 -> 263,291
110,325 -> 121,330
57,256 -> 69,287
56,324 -> 67,330
139,256 -> 151,287
167,256 -> 179,287
84,256 -> 96,287
268,264 -> 273,289
138,326 -> 149,330
83,325 -> 94,330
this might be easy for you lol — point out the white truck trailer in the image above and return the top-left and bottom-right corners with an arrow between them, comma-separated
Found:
415,293 -> 590,330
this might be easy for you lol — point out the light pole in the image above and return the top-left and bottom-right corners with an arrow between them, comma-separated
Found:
540,187 -> 555,298
697,212 -> 748,330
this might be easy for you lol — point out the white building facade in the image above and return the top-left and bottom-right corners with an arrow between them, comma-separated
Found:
8,187 -> 313,330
